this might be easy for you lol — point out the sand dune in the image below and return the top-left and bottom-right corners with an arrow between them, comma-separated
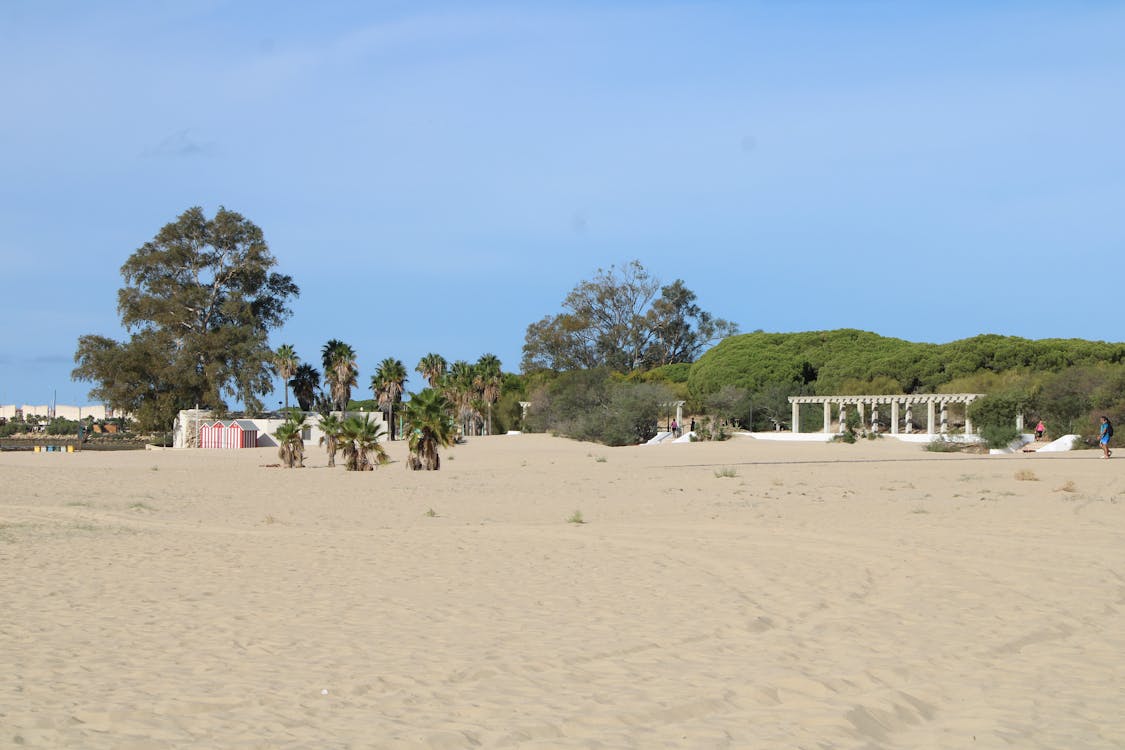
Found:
2,435 -> 1123,748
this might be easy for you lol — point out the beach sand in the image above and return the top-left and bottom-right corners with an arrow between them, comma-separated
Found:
2,435 -> 1123,748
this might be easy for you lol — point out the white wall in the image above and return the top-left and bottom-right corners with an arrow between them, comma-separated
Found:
173,410 -> 387,449
0,404 -> 111,420
53,405 -> 109,420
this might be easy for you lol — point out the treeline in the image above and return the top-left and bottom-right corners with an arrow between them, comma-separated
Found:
677,329 -> 1125,440
505,328 -> 1125,446
688,330 -> 1125,397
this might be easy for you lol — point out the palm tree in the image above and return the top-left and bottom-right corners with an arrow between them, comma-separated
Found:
446,360 -> 479,435
339,414 -> 388,471
416,353 -> 448,388
274,413 -> 306,468
402,388 -> 456,470
371,357 -> 408,440
321,339 -> 358,412
475,353 -> 502,435
273,344 -> 300,411
289,363 -> 320,411
318,413 -> 344,467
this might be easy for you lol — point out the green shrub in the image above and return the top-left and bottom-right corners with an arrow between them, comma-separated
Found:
925,438 -> 965,452
980,424 -> 1020,450
524,369 -> 672,446
47,418 -> 80,436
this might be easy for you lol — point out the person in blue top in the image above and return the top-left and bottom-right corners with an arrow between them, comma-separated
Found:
1098,416 -> 1113,458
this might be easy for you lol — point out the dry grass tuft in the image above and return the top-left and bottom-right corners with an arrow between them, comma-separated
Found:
1014,470 -> 1038,481
1054,480 -> 1078,493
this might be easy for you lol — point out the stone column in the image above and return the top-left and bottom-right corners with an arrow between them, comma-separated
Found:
792,401 -> 800,433
871,404 -> 879,433
1016,412 -> 1024,431
965,408 -> 973,436
823,401 -> 832,433
927,399 -> 936,435
676,402 -> 684,429
838,403 -> 847,434
857,402 -> 865,430
905,403 -> 914,434
940,402 -> 948,434
891,400 -> 900,434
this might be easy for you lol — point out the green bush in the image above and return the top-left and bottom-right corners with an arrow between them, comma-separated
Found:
524,369 -> 673,446
925,438 -> 965,452
694,416 -> 731,441
46,418 -> 80,436
688,329 -> 1125,404
980,424 -> 1020,450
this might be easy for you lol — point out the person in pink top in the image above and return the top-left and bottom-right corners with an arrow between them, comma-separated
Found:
1035,420 -> 1046,441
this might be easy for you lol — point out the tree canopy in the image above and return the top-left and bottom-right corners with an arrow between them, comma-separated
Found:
688,329 -> 1125,399
521,260 -> 737,373
73,206 -> 299,430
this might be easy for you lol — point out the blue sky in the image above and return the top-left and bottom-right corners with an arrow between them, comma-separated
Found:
2,1 -> 1123,408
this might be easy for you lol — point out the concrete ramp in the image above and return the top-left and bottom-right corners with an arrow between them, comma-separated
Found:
990,434 -> 1036,454
645,431 -> 673,445
1034,434 -> 1079,452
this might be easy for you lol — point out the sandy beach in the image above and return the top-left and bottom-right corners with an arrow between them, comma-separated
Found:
2,434 -> 1123,748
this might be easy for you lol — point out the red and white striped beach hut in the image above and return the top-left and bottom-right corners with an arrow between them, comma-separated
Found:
224,420 -> 259,449
199,420 -> 227,449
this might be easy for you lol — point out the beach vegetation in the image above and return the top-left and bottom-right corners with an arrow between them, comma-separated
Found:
321,340 -> 358,412
522,368 -> 671,446
713,466 -> 738,478
980,424 -> 1021,450
275,413 -> 306,468
1014,470 -> 1038,481
925,438 -> 966,452
318,413 -> 344,467
695,416 -> 730,441
445,360 -> 480,436
273,344 -> 299,411
73,206 -> 299,431
687,329 -> 1125,435
567,510 -> 586,524
289,363 -> 321,411
475,353 -> 503,436
521,260 -> 737,373
371,357 -> 408,440
339,415 -> 388,471
416,353 -> 448,388
402,388 -> 457,470
45,418 -> 80,436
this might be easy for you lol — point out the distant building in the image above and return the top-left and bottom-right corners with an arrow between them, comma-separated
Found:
0,404 -> 115,421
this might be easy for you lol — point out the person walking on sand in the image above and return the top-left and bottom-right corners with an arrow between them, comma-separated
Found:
1099,416 -> 1113,458
1035,420 -> 1046,441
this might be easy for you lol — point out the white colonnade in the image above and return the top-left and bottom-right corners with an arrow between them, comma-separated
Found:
787,394 -> 984,435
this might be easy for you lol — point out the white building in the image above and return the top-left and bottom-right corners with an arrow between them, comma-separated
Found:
0,404 -> 113,421
173,409 -> 387,449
